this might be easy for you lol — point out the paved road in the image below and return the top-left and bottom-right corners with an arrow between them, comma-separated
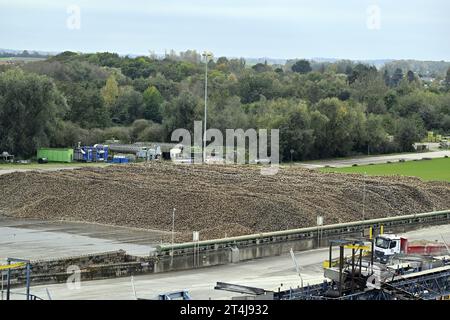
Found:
13,224 -> 450,300
298,150 -> 450,169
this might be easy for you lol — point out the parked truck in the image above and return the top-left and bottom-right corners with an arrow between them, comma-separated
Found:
374,234 -> 448,262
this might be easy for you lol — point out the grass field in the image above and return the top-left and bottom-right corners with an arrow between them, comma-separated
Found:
321,157 -> 450,182
0,162 -> 109,170
0,57 -> 47,62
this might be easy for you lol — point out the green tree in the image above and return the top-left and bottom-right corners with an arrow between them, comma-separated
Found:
65,84 -> 110,128
440,115 -> 450,132
130,119 -> 165,142
121,56 -> 156,79
406,70 -> 416,82
0,69 -> 67,157
143,86 -> 163,122
147,73 -> 179,99
209,96 -> 249,132
384,90 -> 398,110
350,68 -> 387,114
395,91 -> 440,130
103,126 -> 131,142
445,67 -> 450,89
216,57 -> 229,72
228,58 -> 246,73
238,72 -> 278,103
111,87 -> 145,124
291,60 -> 312,74
252,62 -> 272,73
163,90 -> 200,133
309,110 -> 329,158
391,68 -> 404,87
280,104 -> 314,160
5,50 -> 450,161
347,64 -> 376,84
395,117 -> 425,151
315,98 -> 365,157
383,69 -> 390,86
366,114 -> 389,153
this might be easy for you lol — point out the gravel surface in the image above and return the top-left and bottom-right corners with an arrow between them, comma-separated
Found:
0,162 -> 449,242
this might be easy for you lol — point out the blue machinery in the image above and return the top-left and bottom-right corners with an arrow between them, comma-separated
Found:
74,144 -> 109,162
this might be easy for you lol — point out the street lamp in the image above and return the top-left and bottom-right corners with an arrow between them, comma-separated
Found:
202,51 -> 213,163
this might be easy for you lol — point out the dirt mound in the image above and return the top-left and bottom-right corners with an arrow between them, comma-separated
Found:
0,162 -> 449,242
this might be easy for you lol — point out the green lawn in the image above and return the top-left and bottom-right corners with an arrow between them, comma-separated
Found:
320,157 -> 450,182
0,162 -> 109,170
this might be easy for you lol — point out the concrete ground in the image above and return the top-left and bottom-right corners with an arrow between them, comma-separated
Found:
25,247 -> 333,300
0,163 -> 110,176
4,223 -> 448,300
297,150 -> 450,169
0,216 -> 171,263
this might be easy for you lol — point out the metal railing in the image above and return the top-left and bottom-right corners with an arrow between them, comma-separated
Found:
156,210 -> 450,255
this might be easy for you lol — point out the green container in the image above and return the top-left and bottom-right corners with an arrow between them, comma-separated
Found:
37,148 -> 74,163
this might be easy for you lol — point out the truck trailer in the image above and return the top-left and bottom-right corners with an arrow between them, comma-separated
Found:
37,148 -> 73,163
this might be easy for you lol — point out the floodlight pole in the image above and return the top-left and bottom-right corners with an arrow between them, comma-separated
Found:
203,51 -> 212,163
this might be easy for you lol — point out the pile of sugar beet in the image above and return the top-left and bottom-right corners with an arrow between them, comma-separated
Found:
0,162 -> 449,242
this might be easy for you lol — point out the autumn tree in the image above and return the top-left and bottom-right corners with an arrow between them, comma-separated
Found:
101,75 -> 119,107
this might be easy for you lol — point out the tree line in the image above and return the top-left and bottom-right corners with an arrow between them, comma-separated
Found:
1,50 -> 449,160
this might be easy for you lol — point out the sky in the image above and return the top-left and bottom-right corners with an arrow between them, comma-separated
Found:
0,0 -> 449,61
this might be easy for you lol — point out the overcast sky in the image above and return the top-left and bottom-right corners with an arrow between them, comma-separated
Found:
1,0 -> 449,61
